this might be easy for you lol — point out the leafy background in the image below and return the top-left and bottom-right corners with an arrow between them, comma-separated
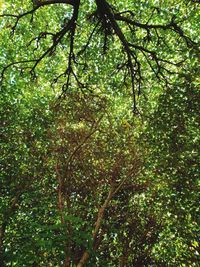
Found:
0,0 -> 199,266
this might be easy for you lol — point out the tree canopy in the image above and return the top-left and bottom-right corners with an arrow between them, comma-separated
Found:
0,0 -> 199,266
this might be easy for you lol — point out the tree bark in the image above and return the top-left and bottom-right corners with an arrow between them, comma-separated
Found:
0,223 -> 6,267
77,187 -> 114,266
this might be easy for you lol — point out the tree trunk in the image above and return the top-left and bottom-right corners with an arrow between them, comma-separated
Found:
0,223 -> 6,267
77,187 -> 114,266
65,256 -> 71,267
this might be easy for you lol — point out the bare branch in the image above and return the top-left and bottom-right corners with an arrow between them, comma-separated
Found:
0,60 -> 37,83
1,0 -> 198,110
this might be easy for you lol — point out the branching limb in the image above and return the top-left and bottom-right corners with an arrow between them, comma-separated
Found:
0,60 -> 37,83
0,0 -> 198,110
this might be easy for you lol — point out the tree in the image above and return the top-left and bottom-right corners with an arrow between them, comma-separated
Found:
0,82 -> 53,266
0,0 -> 199,266
0,0 -> 199,110
141,71 -> 200,265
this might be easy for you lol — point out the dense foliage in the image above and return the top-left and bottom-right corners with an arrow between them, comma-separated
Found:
0,0 -> 199,266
